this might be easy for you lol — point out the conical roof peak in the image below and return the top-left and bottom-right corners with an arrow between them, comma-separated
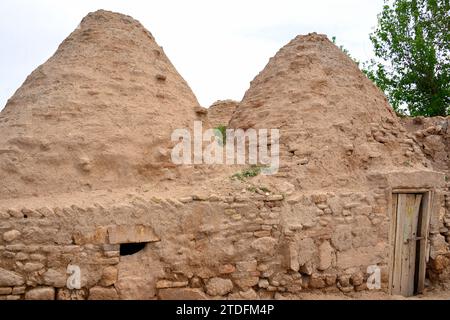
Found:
0,10 -> 200,199
229,33 -> 427,189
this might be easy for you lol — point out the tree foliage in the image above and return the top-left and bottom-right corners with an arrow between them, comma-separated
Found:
364,0 -> 449,116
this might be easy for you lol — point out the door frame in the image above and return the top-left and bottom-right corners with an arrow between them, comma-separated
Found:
388,189 -> 433,295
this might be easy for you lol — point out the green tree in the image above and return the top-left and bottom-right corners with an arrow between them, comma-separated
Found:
364,0 -> 449,116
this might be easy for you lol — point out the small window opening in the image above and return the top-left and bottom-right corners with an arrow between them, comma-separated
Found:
120,242 -> 147,256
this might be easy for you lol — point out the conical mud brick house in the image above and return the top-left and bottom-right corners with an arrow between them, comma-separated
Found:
0,11 -> 447,300
0,10 -> 201,199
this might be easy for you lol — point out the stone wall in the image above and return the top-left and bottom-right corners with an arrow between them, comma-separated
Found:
0,174 -> 446,299
401,117 -> 449,174
402,116 -> 450,282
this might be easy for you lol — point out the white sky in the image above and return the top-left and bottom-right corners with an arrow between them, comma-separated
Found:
0,0 -> 385,110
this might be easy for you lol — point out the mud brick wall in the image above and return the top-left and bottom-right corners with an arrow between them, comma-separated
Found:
402,116 -> 450,281
1,184 -> 444,300
207,100 -> 238,128
402,117 -> 449,174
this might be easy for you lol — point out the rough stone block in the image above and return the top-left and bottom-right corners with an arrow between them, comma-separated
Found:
3,230 -> 21,242
251,237 -> 277,255
0,267 -> 24,286
325,274 -> 337,286
218,264 -> 235,274
253,231 -> 272,238
108,225 -> 160,244
311,194 -> 327,204
258,279 -> 270,288
73,227 -> 108,245
233,276 -> 259,290
206,278 -> 234,296
350,272 -> 364,286
297,238 -> 316,266
266,195 -> 284,202
43,269 -> 67,288
100,266 -> 118,286
12,286 -> 25,294
88,286 -> 119,300
336,243 -> 387,269
309,274 -> 326,289
289,243 -> 300,272
156,280 -> 188,289
318,240 -> 335,271
236,260 -> 257,273
352,227 -> 377,248
25,287 -> 55,300
352,205 -> 372,216
23,262 -> 44,272
159,288 -> 207,300
237,289 -> 258,299
179,197 -> 193,203
0,287 -> 12,295
331,225 -> 352,251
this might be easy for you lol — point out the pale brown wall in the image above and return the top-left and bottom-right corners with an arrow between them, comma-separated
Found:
207,100 -> 238,128
401,116 -> 450,281
0,184 -> 441,300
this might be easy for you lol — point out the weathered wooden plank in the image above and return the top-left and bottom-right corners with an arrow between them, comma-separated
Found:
392,189 -> 430,194
407,194 -> 422,295
391,194 -> 401,295
417,192 -> 430,293
395,194 -> 407,294
399,194 -> 413,296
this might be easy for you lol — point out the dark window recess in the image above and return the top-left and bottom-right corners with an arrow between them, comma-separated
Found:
120,242 -> 147,256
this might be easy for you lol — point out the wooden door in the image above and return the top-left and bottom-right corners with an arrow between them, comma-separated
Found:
391,193 -> 426,296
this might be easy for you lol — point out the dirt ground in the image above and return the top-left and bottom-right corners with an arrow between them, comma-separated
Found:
276,283 -> 450,300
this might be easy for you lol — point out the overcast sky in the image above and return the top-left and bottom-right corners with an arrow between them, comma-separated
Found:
0,0 -> 385,111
